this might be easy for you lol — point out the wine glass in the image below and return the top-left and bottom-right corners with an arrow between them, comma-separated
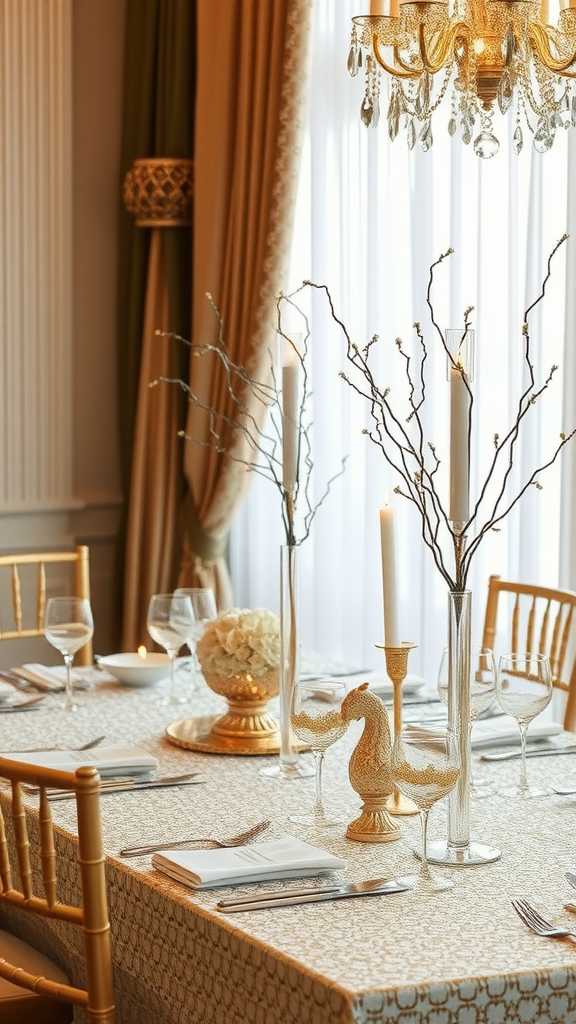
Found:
289,679 -> 348,827
44,596 -> 94,712
438,646 -> 496,796
174,587 -> 217,686
146,594 -> 196,706
391,726 -> 461,892
496,652 -> 553,797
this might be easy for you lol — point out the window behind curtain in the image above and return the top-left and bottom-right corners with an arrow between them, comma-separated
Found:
230,0 -> 570,680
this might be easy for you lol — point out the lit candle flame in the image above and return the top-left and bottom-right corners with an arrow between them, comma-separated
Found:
137,646 -> 147,661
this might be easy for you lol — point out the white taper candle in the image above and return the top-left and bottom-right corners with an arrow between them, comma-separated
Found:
449,364 -> 471,524
379,498 -> 401,647
282,340 -> 300,491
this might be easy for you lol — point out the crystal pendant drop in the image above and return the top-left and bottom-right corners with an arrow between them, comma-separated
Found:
361,95 -> 374,127
419,118 -> 433,152
571,95 -> 576,128
513,124 -> 523,154
415,72 -> 432,117
371,94 -> 381,129
473,131 -> 500,158
497,70 -> 513,114
461,115 -> 473,145
347,45 -> 360,77
387,92 -> 400,140
448,116 -> 457,137
502,26 -> 515,66
407,118 -> 416,150
533,118 -> 554,153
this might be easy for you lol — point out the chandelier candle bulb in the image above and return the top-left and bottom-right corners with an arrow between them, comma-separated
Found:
449,363 -> 471,525
379,498 -> 401,647
282,338 -> 301,492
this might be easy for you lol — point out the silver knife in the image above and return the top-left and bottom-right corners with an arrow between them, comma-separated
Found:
0,702 -> 45,713
217,876 -> 414,912
47,773 -> 204,800
479,745 -> 576,761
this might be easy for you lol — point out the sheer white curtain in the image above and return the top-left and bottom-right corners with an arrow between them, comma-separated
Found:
230,0 -> 572,680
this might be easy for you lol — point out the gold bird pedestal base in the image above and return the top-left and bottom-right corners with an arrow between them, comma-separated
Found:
377,641 -> 419,817
346,795 -> 401,844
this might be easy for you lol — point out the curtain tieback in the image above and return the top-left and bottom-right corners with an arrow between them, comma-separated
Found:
123,157 -> 194,227
184,492 -> 227,564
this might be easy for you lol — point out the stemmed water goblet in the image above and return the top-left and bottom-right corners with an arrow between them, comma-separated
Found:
146,593 -> 196,706
391,726 -> 461,892
174,587 -> 217,687
44,596 -> 94,712
495,652 -> 553,798
289,679 -> 348,827
438,646 -> 496,796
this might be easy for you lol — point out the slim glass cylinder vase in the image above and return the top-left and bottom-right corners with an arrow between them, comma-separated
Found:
426,589 -> 501,866
260,544 -> 313,779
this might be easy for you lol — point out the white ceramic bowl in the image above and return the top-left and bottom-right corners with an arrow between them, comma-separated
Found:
98,652 -> 170,687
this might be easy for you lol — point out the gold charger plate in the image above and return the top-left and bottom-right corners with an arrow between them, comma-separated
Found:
165,715 -> 282,755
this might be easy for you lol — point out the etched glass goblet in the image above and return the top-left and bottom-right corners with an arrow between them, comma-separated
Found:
44,596 -> 94,712
496,652 -> 553,798
290,679 -> 348,827
147,593 -> 195,706
438,646 -> 496,796
391,726 -> 461,892
174,587 -> 217,688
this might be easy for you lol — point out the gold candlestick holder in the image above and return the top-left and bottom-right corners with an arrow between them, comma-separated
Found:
376,641 -> 419,816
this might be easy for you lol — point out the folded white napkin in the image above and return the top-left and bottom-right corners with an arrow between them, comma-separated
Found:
0,681 -> 15,702
4,744 -> 159,777
11,664 -> 86,692
152,835 -> 348,890
471,717 -> 563,749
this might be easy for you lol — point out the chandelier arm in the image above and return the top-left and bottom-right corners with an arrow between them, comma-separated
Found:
419,21 -> 468,73
373,33 -> 422,78
529,23 -> 576,74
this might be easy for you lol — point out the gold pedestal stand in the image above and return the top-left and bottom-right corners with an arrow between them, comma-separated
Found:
377,641 -> 419,816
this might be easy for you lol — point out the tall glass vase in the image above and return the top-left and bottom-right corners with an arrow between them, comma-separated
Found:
260,544 -> 313,779
426,590 -> 501,866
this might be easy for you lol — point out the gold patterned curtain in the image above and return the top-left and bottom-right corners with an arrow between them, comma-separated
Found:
179,0 -> 312,604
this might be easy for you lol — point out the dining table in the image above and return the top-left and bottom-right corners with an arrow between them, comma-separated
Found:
1,665 -> 576,1024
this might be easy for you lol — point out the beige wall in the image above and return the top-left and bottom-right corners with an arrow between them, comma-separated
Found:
0,0 -> 126,664
70,0 -> 126,653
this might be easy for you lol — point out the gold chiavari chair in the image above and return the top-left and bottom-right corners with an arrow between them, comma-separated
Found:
481,574 -> 576,732
0,546 -> 93,665
0,757 -> 115,1023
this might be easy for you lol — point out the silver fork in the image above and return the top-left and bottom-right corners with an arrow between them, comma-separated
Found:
119,818 -> 271,857
511,897 -> 576,941
3,735 -> 106,754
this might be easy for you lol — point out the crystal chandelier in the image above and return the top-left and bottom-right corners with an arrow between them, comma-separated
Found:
348,0 -> 576,157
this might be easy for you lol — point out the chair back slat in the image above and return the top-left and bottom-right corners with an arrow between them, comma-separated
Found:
481,575 -> 576,731
37,561 -> 46,629
526,596 -> 536,654
0,804 -> 12,891
0,758 -> 115,1022
0,546 -> 93,664
11,782 -> 33,899
12,564 -> 22,632
39,788 -> 58,908
512,594 -> 520,653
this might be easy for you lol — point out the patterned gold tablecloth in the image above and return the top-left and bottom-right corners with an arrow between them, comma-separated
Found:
1,673 -> 576,1024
